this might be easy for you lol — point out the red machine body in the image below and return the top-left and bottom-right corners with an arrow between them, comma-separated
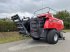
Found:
11,8 -> 65,44
37,13 -> 64,31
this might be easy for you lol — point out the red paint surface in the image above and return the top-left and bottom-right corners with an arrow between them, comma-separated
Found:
38,13 -> 64,31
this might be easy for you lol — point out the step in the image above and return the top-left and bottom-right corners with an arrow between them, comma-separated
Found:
17,27 -> 25,30
19,31 -> 26,34
16,22 -> 23,25
14,21 -> 21,23
17,27 -> 24,29
16,24 -> 22,26
19,31 -> 26,33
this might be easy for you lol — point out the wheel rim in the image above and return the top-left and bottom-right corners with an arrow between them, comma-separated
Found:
54,34 -> 58,41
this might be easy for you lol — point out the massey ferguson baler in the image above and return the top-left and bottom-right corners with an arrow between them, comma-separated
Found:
11,7 -> 65,44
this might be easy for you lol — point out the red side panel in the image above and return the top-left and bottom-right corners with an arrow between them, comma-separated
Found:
37,12 -> 64,31
44,18 -> 64,31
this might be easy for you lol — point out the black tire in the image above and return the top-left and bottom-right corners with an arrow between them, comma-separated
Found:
47,29 -> 59,44
32,37 -> 40,40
